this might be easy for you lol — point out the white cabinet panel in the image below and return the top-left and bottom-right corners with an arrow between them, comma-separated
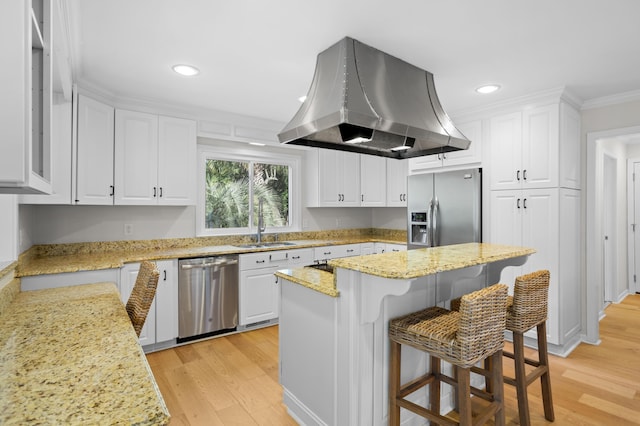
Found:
521,105 -> 559,189
489,112 -> 522,190
360,155 -> 386,206
386,159 -> 407,207
75,95 -> 114,204
0,0 -> 52,194
315,150 -> 361,207
157,116 -> 197,205
114,110 -> 158,205
489,188 -> 579,348
155,259 -> 178,343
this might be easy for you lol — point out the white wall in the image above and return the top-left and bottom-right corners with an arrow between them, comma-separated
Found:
0,195 -> 18,263
20,203 -> 399,245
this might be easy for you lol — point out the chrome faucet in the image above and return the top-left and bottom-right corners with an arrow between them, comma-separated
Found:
256,198 -> 265,243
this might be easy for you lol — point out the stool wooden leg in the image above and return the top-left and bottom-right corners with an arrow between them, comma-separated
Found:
537,322 -> 555,422
484,356 -> 493,394
430,355 -> 442,422
513,331 -> 530,426
491,350 -> 505,426
456,366 -> 472,425
389,340 -> 401,426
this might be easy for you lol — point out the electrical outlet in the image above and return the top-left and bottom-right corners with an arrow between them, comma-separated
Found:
124,224 -> 134,236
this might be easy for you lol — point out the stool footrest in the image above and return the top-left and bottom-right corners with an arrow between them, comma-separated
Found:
399,373 -> 435,398
396,398 -> 458,426
503,350 -> 542,367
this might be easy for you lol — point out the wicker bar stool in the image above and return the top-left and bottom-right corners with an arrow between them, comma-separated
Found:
504,270 -> 554,426
451,270 -> 554,425
389,283 -> 508,426
126,260 -> 160,337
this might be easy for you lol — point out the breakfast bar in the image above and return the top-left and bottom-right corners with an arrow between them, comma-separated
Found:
276,242 -> 535,426
0,282 -> 170,425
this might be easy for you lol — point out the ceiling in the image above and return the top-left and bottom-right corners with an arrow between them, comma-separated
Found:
67,0 -> 640,125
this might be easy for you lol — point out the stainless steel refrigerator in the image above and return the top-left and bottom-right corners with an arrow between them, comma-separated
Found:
407,168 -> 482,249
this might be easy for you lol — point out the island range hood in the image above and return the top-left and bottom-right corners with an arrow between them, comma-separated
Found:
278,37 -> 470,159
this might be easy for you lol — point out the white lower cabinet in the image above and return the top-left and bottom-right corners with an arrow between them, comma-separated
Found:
489,188 -> 581,352
119,259 -> 178,347
313,244 -> 361,262
239,248 -> 313,327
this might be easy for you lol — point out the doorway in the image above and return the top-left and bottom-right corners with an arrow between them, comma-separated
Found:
586,126 -> 640,345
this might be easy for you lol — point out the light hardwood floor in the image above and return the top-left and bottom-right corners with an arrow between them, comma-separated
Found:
146,294 -> 640,425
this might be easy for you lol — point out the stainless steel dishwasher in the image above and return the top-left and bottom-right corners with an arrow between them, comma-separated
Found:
177,255 -> 239,343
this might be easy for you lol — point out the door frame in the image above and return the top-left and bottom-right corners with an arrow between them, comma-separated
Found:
627,157 -> 640,294
586,125 -> 640,345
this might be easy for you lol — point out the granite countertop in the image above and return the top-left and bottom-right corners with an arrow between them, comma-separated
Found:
14,232 -> 406,278
0,282 -> 170,425
276,243 -> 536,296
275,267 -> 338,297
329,243 -> 535,279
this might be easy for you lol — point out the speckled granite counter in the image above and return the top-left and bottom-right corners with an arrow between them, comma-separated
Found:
15,229 -> 406,278
275,267 -> 338,297
276,243 -> 535,296
329,242 -> 536,279
0,282 -> 170,425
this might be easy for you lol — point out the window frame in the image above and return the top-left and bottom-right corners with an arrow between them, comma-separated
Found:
196,143 -> 301,237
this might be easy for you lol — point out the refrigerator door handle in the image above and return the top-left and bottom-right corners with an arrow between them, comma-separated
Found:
433,197 -> 440,246
427,198 -> 434,246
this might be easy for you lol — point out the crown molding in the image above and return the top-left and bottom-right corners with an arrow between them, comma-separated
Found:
581,89 -> 640,110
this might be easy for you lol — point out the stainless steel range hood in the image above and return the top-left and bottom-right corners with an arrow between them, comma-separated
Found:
278,37 -> 470,159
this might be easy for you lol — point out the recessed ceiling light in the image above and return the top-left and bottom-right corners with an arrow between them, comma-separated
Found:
249,142 -> 266,147
476,84 -> 500,94
172,64 -> 200,76
298,95 -> 307,103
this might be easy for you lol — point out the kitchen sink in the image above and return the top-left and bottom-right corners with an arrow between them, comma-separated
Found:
234,242 -> 297,249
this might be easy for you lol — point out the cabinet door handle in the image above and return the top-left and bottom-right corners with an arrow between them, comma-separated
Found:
523,198 -> 527,209
292,256 -> 300,260
323,251 -> 332,256
109,185 -> 114,197
163,270 -> 167,281
361,194 -> 364,202
517,198 -> 521,209
256,259 -> 265,264
523,170 -> 527,181
346,249 -> 354,253
153,187 -> 157,197
516,170 -> 520,181
159,187 -> 163,197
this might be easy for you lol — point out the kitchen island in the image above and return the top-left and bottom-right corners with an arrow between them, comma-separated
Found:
0,282 -> 170,425
275,242 -> 534,426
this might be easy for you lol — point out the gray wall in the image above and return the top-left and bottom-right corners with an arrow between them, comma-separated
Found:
20,203 -> 405,245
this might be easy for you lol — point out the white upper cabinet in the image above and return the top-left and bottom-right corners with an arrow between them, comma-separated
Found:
316,150 -> 361,207
360,155 -> 386,207
386,158 -> 408,207
114,110 -> 159,205
75,99 -> 197,206
157,116 -> 197,205
115,110 -> 197,205
489,102 -> 580,191
305,149 -> 407,207
0,0 -> 52,194
409,119 -> 482,174
76,94 -> 115,205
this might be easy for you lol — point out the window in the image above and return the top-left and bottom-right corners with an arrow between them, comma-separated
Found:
197,145 -> 300,236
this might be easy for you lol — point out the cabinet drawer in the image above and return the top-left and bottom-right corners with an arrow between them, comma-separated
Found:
240,251 -> 288,270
